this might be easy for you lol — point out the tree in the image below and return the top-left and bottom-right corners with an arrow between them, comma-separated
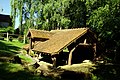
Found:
86,0 -> 120,62
11,0 -> 120,62
10,0 -> 86,31
11,1 -> 24,34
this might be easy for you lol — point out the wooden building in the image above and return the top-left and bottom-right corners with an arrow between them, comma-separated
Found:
0,14 -> 12,27
23,29 -> 55,51
29,28 -> 103,67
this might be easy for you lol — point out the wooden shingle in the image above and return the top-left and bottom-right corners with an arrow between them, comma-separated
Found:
27,29 -> 55,39
33,28 -> 89,55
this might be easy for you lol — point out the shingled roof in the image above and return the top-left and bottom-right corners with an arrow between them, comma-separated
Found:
33,28 -> 89,55
27,29 -> 55,39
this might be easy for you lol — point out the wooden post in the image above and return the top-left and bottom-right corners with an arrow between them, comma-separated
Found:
23,34 -> 26,44
52,56 -> 56,68
84,39 -> 87,44
29,38 -> 32,55
29,38 -> 32,49
93,43 -> 96,59
68,47 -> 76,65
7,32 -> 9,41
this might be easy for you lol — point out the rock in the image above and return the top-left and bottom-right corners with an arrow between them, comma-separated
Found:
36,61 -> 53,71
83,60 -> 91,63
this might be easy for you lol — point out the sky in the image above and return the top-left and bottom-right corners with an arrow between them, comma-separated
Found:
0,0 -> 19,29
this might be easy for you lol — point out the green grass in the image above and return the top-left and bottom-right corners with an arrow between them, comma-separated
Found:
0,62 -> 52,80
0,62 -> 24,72
17,54 -> 33,63
0,39 -> 24,59
1,39 -> 24,48
0,39 -> 54,80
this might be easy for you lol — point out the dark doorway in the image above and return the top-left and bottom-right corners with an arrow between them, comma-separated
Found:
72,45 -> 94,64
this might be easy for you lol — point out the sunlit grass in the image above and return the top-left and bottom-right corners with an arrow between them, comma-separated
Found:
2,38 -> 24,48
0,39 -> 24,55
0,39 -> 53,80
17,54 -> 33,63
0,62 -> 24,72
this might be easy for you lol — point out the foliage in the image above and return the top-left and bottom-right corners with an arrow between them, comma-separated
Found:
10,0 -> 86,32
10,0 -> 120,62
86,0 -> 120,62
9,36 -> 13,42
18,35 -> 24,43
0,37 -> 4,40
0,27 -> 14,33
14,28 -> 20,34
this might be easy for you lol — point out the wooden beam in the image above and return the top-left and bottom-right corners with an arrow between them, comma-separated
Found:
23,35 -> 26,44
29,38 -> 32,49
93,43 -> 96,59
7,32 -> 9,42
52,56 -> 57,68
29,38 -> 32,55
68,47 -> 76,65
84,39 -> 87,44
67,39 -> 90,65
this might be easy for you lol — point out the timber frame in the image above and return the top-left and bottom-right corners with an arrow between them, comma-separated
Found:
24,28 -> 102,68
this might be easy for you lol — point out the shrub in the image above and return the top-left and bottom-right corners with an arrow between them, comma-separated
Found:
29,50 -> 35,57
18,36 -> 24,43
9,36 -> 13,41
0,37 -> 4,40
6,27 -> 14,33
0,27 -> 14,34
0,33 -> 4,37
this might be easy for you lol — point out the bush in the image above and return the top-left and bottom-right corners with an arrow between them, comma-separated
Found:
18,36 -> 24,43
9,36 -> 13,41
0,37 -> 4,40
18,35 -> 29,43
0,33 -> 4,37
29,50 -> 35,57
0,27 -> 14,34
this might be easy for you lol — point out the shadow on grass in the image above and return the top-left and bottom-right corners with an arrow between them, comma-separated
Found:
0,62 -> 53,80
0,40 -> 53,80
0,40 -> 21,57
60,70 -> 89,80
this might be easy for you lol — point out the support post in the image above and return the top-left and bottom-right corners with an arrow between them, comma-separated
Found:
93,43 -> 96,59
29,38 -> 32,49
23,35 -> 26,44
29,38 -> 32,55
52,56 -> 56,68
84,39 -> 87,44
68,47 -> 76,65
7,32 -> 9,41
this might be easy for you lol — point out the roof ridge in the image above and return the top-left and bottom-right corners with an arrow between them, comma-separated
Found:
29,28 -> 50,32
50,28 -> 89,32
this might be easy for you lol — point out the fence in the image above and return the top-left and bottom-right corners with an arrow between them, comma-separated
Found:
0,33 -> 26,43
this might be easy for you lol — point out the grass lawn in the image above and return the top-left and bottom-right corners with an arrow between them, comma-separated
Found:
1,39 -> 120,80
0,39 -> 53,80
0,39 -> 24,57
